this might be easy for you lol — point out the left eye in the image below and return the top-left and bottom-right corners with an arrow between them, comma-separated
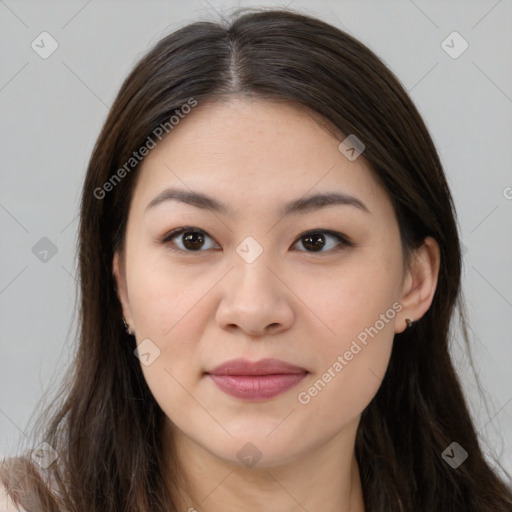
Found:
293,230 -> 351,253
161,227 -> 351,253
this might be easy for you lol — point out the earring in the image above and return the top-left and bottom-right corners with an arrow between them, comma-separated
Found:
405,318 -> 414,329
122,316 -> 134,335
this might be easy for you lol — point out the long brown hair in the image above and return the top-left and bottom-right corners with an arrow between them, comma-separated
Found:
2,7 -> 511,511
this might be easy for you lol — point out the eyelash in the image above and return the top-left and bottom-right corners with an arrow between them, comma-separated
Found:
160,227 -> 352,255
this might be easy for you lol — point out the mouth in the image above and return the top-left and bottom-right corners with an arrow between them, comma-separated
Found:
205,358 -> 309,401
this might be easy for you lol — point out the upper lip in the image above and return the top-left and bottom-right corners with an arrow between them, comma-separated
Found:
206,358 -> 308,376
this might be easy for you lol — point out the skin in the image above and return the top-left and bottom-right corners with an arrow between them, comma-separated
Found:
113,97 -> 440,511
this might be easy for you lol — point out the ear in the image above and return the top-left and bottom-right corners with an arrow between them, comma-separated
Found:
396,236 -> 440,333
113,251 -> 134,330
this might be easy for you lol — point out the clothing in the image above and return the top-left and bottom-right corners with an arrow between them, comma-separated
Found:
0,483 -> 28,512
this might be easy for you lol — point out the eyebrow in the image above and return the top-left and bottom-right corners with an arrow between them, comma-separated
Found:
145,187 -> 371,216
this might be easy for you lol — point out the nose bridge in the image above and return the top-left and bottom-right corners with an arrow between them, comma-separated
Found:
215,239 -> 294,335
231,239 -> 279,301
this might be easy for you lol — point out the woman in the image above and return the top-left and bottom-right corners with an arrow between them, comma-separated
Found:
1,7 -> 511,512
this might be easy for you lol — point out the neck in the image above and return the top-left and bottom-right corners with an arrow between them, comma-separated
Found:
163,418 -> 366,512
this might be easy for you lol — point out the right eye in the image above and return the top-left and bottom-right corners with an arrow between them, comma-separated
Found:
161,227 -> 220,253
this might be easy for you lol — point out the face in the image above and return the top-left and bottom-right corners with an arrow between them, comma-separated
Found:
113,97 -> 433,468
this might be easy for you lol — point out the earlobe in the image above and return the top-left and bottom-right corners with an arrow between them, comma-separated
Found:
396,236 -> 440,333
112,251 -> 134,328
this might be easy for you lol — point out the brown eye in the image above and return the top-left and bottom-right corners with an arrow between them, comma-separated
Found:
294,230 -> 351,253
181,231 -> 205,251
162,227 -> 219,252
302,233 -> 326,252
161,227 -> 350,254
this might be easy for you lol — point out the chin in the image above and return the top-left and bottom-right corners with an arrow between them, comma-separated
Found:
192,428 -> 308,470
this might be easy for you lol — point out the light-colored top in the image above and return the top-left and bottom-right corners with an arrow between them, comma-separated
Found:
0,483 -> 28,512
0,453 -> 63,512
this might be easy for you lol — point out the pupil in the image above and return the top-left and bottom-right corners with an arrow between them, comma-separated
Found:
303,233 -> 325,251
183,231 -> 204,250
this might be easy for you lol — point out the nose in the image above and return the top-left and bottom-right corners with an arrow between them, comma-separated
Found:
215,252 -> 295,337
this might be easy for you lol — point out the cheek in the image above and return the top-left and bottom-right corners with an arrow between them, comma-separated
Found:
296,290 -> 397,426
294,249 -> 401,414
126,251 -> 216,392
306,249 -> 402,351
129,259 -> 211,423
127,246 -> 211,337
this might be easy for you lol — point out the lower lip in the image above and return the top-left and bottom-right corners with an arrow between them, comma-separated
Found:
207,373 -> 307,401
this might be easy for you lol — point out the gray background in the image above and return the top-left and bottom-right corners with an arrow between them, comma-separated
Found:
1,0 -> 511,482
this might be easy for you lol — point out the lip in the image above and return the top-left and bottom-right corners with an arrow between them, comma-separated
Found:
205,358 -> 308,401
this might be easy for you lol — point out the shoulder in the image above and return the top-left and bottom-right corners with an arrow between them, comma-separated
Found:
0,483 -> 28,512
0,454 -> 59,512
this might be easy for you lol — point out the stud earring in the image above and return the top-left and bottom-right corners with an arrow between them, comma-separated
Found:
122,316 -> 134,335
405,318 -> 414,329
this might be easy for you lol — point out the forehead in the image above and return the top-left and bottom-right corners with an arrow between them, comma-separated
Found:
131,97 -> 391,219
